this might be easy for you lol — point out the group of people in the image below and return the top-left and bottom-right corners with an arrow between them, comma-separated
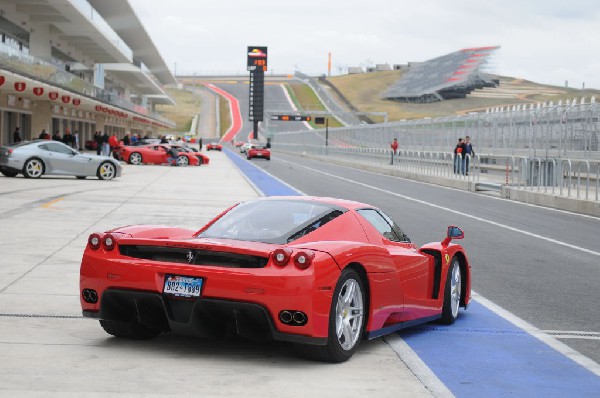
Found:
93,132 -> 120,157
389,135 -> 475,175
35,128 -> 80,150
454,136 -> 475,175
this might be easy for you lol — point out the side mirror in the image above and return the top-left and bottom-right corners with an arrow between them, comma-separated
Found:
442,226 -> 464,247
447,226 -> 464,239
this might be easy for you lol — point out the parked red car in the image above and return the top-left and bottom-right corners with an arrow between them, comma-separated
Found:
120,144 -> 199,166
171,146 -> 210,165
80,196 -> 470,362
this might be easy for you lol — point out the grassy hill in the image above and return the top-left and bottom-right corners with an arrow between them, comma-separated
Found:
155,87 -> 201,132
328,71 -> 600,122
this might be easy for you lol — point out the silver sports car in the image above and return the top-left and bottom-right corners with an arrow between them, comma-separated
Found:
0,140 -> 122,180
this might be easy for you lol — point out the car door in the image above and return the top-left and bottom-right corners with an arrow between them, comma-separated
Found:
146,145 -> 168,164
38,142 -> 83,175
356,209 -> 432,308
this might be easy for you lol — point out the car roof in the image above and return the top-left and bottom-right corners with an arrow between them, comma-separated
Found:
250,196 -> 372,211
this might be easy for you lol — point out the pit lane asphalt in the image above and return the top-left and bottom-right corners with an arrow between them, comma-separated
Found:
0,153 -> 434,397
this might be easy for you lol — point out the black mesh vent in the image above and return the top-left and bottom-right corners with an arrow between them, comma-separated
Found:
119,245 -> 269,268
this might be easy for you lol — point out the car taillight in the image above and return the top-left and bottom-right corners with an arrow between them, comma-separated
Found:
88,233 -> 101,250
102,233 -> 117,251
293,250 -> 315,270
272,248 -> 293,267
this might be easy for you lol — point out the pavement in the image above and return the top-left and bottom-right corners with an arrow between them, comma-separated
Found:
0,152 -> 435,397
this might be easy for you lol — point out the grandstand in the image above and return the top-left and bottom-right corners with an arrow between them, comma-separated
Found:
382,46 -> 500,103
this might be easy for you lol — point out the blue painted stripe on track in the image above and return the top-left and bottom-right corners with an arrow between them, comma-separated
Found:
224,148 -> 302,196
227,148 -> 600,397
403,301 -> 600,397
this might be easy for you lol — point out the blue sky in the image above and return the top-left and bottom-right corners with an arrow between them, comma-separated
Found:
130,0 -> 600,89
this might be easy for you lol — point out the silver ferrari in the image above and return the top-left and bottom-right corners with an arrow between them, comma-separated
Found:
0,140 -> 122,180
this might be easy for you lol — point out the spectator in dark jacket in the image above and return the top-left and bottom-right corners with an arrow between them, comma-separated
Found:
13,127 -> 22,143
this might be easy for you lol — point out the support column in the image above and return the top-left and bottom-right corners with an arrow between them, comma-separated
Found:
31,100 -> 52,138
29,24 -> 52,58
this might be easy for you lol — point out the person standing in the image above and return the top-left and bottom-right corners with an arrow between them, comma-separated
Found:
13,127 -> 22,144
463,136 -> 475,176
390,138 -> 399,165
73,131 -> 80,150
123,133 -> 130,146
52,131 -> 61,141
453,138 -> 465,174
62,129 -> 73,147
108,134 -> 118,157
101,132 -> 110,156
38,129 -> 50,140
94,132 -> 102,155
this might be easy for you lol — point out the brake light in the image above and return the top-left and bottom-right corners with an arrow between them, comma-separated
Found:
88,233 -> 101,250
272,248 -> 293,267
102,233 -> 117,251
293,250 -> 315,270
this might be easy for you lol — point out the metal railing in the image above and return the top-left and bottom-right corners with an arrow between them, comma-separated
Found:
274,138 -> 599,201
271,96 -> 600,160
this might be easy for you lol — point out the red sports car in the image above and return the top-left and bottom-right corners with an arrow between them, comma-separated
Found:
120,144 -> 199,166
172,146 -> 210,165
80,196 -> 471,362
206,142 -> 222,151
247,143 -> 270,160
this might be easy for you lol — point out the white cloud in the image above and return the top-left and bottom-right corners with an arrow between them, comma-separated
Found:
128,0 -> 600,88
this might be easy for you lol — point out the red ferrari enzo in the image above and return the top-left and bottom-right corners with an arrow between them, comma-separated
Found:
80,196 -> 471,362
120,144 -> 199,166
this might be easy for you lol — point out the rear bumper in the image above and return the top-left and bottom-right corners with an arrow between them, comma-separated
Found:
0,164 -> 20,174
80,249 -> 341,344
83,290 -> 327,346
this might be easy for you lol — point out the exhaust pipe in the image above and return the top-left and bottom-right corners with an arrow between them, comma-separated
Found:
279,310 -> 293,324
292,311 -> 306,325
82,289 -> 98,304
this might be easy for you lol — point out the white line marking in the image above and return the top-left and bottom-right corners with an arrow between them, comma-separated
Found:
474,292 -> 600,377
276,158 -> 600,257
384,334 -> 455,398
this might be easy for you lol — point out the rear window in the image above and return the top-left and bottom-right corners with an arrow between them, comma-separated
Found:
197,199 -> 346,244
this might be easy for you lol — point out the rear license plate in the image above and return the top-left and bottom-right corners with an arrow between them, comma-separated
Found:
163,275 -> 203,298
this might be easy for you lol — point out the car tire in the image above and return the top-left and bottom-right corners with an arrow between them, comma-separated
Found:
129,152 -> 142,165
97,161 -> 116,180
76,176 -> 86,180
440,257 -> 462,324
247,156 -> 251,160
23,158 -> 44,178
197,156 -> 204,165
99,319 -> 160,340
1,170 -> 18,177
176,155 -> 189,167
297,268 -> 365,363
266,157 -> 271,161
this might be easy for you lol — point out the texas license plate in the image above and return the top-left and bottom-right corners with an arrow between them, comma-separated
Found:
163,275 -> 203,298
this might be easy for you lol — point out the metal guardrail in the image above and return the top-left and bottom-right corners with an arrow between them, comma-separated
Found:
274,141 -> 600,201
